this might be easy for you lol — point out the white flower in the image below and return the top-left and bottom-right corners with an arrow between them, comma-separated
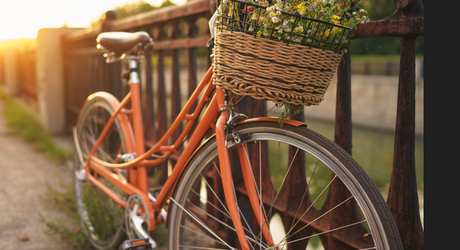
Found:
272,16 -> 279,23
300,11 -> 304,15
276,11 -> 281,16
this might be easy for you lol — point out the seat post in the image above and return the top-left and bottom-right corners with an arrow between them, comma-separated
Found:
128,58 -> 140,84
127,57 -> 149,194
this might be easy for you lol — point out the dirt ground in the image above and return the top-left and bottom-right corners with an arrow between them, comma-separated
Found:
0,101 -> 76,250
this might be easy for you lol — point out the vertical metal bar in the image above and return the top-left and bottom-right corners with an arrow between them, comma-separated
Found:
155,27 -> 168,185
334,47 -> 352,154
387,35 -> 424,250
170,23 -> 182,147
284,112 -> 311,249
108,61 -> 122,100
143,31 -> 155,144
325,47 -> 370,249
188,19 -> 198,110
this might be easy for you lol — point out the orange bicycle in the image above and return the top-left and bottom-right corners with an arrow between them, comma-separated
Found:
72,9 -> 403,250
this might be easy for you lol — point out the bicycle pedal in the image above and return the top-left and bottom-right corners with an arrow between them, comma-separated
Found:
119,238 -> 154,250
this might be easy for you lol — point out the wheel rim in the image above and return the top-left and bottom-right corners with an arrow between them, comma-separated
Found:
170,126 -> 390,250
74,101 -> 127,247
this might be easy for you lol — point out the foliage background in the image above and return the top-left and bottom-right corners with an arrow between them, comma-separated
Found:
101,0 -> 423,55
350,0 -> 424,55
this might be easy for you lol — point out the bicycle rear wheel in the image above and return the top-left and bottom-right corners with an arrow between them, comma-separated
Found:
167,121 -> 403,250
73,94 -> 129,249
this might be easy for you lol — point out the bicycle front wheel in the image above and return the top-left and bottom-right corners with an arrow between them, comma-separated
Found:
167,121 -> 402,250
73,94 -> 129,249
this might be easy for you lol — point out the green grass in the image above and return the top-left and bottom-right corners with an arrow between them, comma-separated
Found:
40,179 -> 93,249
0,89 -> 71,163
0,88 -> 167,249
0,88 -> 92,248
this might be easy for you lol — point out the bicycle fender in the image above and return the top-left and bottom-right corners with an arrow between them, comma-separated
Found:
235,117 -> 308,127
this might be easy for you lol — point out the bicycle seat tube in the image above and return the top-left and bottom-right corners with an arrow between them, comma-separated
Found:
126,56 -> 149,194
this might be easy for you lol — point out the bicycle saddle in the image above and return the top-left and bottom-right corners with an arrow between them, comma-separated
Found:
97,31 -> 152,54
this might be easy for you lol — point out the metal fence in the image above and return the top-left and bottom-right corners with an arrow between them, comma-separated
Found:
1,0 -> 423,248
64,0 -> 424,248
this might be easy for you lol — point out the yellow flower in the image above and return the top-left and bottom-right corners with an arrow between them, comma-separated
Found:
331,15 -> 340,24
257,31 -> 262,37
297,4 -> 306,14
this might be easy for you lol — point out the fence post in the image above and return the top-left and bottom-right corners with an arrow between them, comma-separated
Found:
2,43 -> 18,96
36,27 -> 83,134
387,35 -> 424,249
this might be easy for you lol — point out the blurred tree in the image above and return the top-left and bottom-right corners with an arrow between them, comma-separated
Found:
362,0 -> 397,20
92,0 -> 177,27
351,0 -> 402,55
351,0 -> 423,55
112,0 -> 158,19
159,0 -> 176,8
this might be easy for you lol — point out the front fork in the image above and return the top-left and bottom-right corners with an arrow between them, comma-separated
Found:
214,88 -> 275,249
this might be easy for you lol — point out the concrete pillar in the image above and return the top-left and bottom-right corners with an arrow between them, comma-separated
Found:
36,27 -> 82,134
2,43 -> 18,96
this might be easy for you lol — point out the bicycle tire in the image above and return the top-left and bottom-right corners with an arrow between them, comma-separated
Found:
167,121 -> 403,250
73,94 -> 129,249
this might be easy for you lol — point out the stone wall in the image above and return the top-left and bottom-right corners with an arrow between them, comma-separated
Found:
302,65 -> 424,136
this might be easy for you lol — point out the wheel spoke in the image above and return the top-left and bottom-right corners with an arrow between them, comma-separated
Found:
276,220 -> 367,249
288,159 -> 320,230
171,198 -> 238,250
280,175 -> 339,243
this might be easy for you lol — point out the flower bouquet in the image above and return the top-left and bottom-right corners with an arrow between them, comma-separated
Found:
211,0 -> 369,123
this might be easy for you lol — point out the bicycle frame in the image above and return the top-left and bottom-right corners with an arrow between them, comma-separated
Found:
76,59 -> 296,249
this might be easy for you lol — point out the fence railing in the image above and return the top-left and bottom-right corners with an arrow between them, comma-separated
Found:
1,0 -> 423,248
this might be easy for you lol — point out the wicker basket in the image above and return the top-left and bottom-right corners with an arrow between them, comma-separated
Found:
212,0 -> 353,106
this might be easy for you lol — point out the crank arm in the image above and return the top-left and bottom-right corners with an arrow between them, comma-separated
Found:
130,204 -> 157,250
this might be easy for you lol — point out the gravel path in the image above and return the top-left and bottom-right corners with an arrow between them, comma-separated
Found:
0,101 -> 75,250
